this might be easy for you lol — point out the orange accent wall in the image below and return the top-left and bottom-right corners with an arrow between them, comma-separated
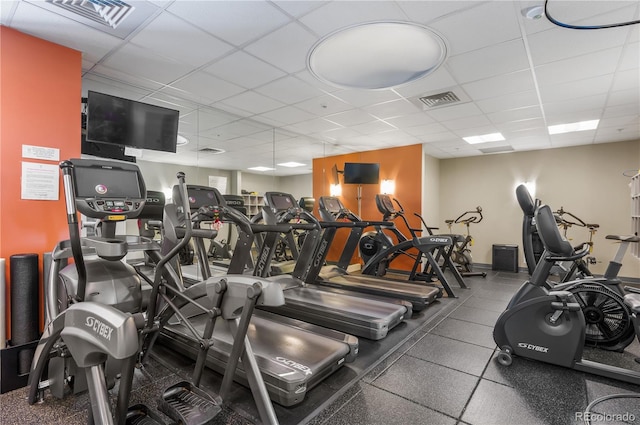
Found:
313,144 -> 423,270
1,26 -> 81,339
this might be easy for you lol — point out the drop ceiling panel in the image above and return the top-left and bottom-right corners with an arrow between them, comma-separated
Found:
363,99 -> 422,120
325,110 -> 378,127
535,48 -> 623,87
169,71 -> 246,104
392,67 -> 459,99
271,1 -> 325,18
429,1 -> 521,55
385,112 -> 435,128
611,69 -> 640,92
543,94 -> 608,116
332,89 -> 402,108
218,91 -> 286,115
256,106 -> 316,126
488,106 -> 543,125
244,22 -> 318,73
294,95 -> 353,116
255,76 -> 323,104
475,90 -> 539,114
619,42 -> 640,71
91,64 -> 165,91
396,1 -> 481,26
446,39 -> 529,84
166,1 -> 291,46
349,120 -> 396,135
204,51 -> 287,89
527,25 -> 630,66
129,13 -> 234,68
538,75 -> 614,104
284,118 -> 343,134
299,1 -> 406,37
442,115 -> 493,131
426,102 -> 484,122
462,70 -> 536,101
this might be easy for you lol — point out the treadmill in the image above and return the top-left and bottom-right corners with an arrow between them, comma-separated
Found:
263,192 -> 440,312
148,190 -> 360,408
174,185 -> 409,341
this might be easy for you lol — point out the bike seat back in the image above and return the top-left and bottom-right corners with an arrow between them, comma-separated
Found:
535,204 -> 574,256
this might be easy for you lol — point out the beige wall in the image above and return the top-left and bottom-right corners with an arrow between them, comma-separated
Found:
422,152 -> 440,226
439,140 -> 640,279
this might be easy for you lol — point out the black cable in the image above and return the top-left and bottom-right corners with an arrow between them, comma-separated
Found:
545,0 -> 640,29
583,394 -> 640,425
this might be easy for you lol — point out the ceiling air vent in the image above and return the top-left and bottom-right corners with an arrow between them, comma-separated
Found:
198,147 -> 226,155
46,0 -> 135,29
418,91 -> 461,109
478,146 -> 514,154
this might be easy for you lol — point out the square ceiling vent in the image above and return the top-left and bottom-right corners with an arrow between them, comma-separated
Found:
26,0 -> 158,39
411,87 -> 471,110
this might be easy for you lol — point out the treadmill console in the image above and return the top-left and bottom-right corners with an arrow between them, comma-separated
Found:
70,158 -> 146,220
264,192 -> 299,213
376,194 -> 397,215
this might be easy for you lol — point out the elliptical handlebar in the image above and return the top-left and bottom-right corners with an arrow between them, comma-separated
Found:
454,206 -> 483,225
555,206 -> 587,228
60,161 -> 88,303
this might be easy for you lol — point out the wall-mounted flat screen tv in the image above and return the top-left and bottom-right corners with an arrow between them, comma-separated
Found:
343,162 -> 380,184
86,91 -> 179,153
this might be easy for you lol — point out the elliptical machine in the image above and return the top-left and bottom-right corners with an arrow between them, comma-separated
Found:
28,159 -> 284,425
494,203 -> 640,384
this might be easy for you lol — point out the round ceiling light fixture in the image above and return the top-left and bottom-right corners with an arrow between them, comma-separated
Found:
307,21 -> 447,90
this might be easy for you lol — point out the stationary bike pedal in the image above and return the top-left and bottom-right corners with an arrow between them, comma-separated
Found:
126,404 -> 166,425
158,381 -> 222,425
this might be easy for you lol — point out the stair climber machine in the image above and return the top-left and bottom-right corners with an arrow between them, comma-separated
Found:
266,192 -> 439,312
494,203 -> 640,384
157,184 -> 359,407
173,185 -> 408,341
515,184 -> 636,352
358,194 -> 467,298
26,158 -> 289,424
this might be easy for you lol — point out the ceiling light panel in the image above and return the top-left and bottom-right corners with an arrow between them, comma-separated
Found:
248,166 -> 275,172
308,22 -> 447,90
463,132 -> 505,144
548,119 -> 599,135
277,162 -> 306,168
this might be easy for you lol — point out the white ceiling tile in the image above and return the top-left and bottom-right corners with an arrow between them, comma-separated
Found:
488,106 -> 543,125
500,118 -> 546,134
102,43 -> 193,85
404,122 -> 450,137
218,91 -> 286,115
204,51 -> 286,89
167,1 -> 291,46
607,90 -> 640,108
447,39 -> 529,84
603,102 -> 639,118
415,131 -> 459,144
442,114 -> 492,131
385,112 -> 435,128
429,1 -> 521,55
544,94 -> 608,116
396,1 -> 481,25
535,47 -> 624,86
299,1 -> 407,37
295,95 -> 354,116
363,99 -> 422,120
320,127 -> 365,142
255,76 -> 323,104
90,64 -> 165,91
245,22 -> 318,73
333,89 -> 402,108
476,90 -> 539,114
425,102 -> 484,121
462,70 -> 536,100
271,1 -> 325,18
594,126 -> 640,143
550,131 -> 597,148
611,69 -> 640,92
527,25 -> 629,66
82,74 -> 152,99
130,13 -> 234,68
256,106 -> 316,126
325,109 -> 378,127
170,71 -> 246,104
284,118 -> 343,134
619,42 -> 640,71
538,74 -> 614,104
294,69 -> 342,93
349,120 -> 397,135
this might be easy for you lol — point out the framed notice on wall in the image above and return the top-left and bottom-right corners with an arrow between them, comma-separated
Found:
208,176 -> 227,194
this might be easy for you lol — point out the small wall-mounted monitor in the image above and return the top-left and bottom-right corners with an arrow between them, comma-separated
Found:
343,162 -> 380,185
86,91 -> 179,153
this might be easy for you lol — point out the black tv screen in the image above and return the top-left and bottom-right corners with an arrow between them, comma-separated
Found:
343,163 -> 380,184
86,91 -> 179,153
81,133 -> 136,163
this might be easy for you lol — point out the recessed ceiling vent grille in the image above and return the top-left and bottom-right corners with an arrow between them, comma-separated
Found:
46,0 -> 135,29
198,147 -> 226,155
418,91 -> 460,109
479,146 -> 514,154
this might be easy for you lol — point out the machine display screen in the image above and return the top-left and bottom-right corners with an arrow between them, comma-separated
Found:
270,194 -> 295,211
187,188 -> 221,209
322,197 -> 341,213
74,166 -> 142,199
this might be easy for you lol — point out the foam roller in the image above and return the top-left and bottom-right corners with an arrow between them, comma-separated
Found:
10,253 -> 39,374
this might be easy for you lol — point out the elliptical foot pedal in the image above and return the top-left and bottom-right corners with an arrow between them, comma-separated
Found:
126,404 -> 166,425
158,381 -> 222,425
